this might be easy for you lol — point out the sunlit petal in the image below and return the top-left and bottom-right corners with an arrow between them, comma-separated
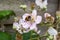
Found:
13,22 -> 19,30
39,3 -> 44,8
35,0 -> 47,9
22,21 -> 31,29
30,23 -> 37,30
44,13 -> 51,18
35,16 -> 42,24
43,0 -> 48,6
35,0 -> 42,6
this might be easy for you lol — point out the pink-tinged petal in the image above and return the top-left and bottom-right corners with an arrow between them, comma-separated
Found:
30,23 -> 37,30
35,16 -> 42,24
48,27 -> 58,35
19,19 -> 24,24
19,19 -> 31,29
22,21 -> 31,29
22,13 -> 30,21
32,9 -> 37,17
44,13 -> 51,18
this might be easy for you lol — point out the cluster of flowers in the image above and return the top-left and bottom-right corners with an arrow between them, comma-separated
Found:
13,0 -> 58,40
13,10 -> 57,35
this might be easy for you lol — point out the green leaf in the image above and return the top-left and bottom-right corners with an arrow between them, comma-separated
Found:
11,32 -> 16,40
0,31 -> 12,40
22,30 -> 40,40
0,10 -> 15,20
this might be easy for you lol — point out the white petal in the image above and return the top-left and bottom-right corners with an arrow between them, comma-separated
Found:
30,23 -> 37,30
32,9 -> 37,17
22,13 -> 30,21
44,0 -> 48,5
35,0 -> 48,9
35,0 -> 42,6
19,19 -> 31,29
44,13 -> 51,18
41,2 -> 47,9
19,19 -> 24,24
22,21 -> 31,29
13,22 -> 19,30
43,0 -> 48,5
35,16 -> 42,24
39,3 -> 44,8
48,27 -> 58,35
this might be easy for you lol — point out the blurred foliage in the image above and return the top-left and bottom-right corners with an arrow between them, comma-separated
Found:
39,22 -> 54,27
17,30 -> 54,40
17,30 -> 40,40
0,31 -> 16,40
0,10 -> 16,40
11,32 -> 16,40
0,10 -> 15,20
0,31 -> 12,40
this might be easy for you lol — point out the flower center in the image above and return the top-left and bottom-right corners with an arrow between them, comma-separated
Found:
25,16 -> 31,21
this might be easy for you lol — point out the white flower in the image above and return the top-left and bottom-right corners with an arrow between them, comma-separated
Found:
22,9 -> 42,24
13,9 -> 42,34
20,9 -> 42,33
13,22 -> 19,30
48,27 -> 58,36
22,9 -> 42,29
35,0 -> 48,9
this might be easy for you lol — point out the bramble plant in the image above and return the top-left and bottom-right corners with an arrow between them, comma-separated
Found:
13,0 -> 58,40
